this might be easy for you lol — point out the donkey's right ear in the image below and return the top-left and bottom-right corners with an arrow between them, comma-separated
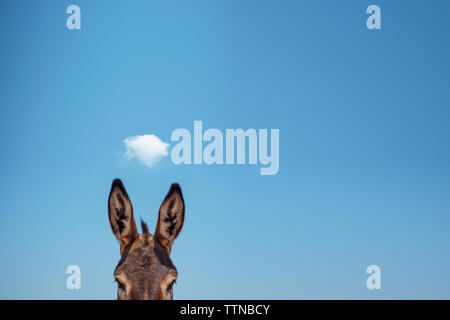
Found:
108,179 -> 138,255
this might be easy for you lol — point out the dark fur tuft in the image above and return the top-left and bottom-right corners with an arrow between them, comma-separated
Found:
141,218 -> 150,235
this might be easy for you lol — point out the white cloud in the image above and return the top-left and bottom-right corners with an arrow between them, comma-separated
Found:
124,134 -> 170,167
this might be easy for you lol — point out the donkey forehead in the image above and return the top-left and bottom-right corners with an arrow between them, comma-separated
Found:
115,233 -> 177,276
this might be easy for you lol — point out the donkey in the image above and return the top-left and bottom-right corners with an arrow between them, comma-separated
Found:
108,178 -> 185,300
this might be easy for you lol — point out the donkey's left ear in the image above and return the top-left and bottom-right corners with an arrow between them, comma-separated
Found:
108,179 -> 138,255
154,183 -> 185,255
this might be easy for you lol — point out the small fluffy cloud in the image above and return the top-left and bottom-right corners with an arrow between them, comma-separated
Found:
124,134 -> 170,167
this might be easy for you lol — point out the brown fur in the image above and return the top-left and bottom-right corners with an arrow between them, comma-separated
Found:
108,179 -> 185,300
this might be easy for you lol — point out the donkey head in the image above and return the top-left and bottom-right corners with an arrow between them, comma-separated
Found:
108,179 -> 185,300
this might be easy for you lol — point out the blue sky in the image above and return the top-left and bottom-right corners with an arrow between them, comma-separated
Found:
0,0 -> 449,299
